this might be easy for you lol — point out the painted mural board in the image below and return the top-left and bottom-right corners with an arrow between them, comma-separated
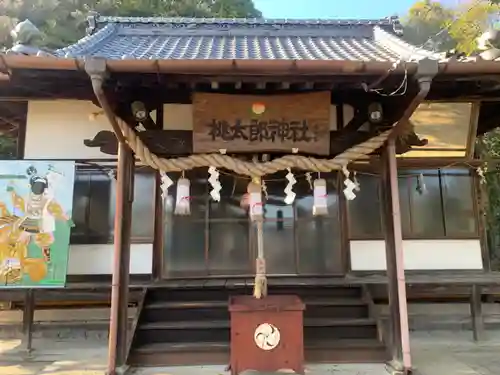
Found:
0,161 -> 75,288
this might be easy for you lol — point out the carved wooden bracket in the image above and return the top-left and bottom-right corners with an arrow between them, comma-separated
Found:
84,131 -> 119,155
83,129 -> 194,156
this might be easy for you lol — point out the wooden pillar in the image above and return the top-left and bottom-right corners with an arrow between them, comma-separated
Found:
338,173 -> 351,274
107,141 -> 134,375
152,172 -> 164,281
21,289 -> 34,353
475,173 -> 491,271
470,285 -> 484,342
380,138 -> 411,373
152,104 -> 164,281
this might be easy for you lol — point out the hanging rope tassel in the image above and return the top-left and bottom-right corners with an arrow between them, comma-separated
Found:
248,178 -> 267,299
313,177 -> 328,216
175,174 -> 191,215
254,219 -> 267,299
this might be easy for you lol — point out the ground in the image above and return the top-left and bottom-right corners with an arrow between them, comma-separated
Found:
1,331 -> 499,375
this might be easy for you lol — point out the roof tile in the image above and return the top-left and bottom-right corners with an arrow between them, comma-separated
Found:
56,16 -> 438,62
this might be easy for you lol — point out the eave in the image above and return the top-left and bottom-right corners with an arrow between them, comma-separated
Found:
2,54 -> 500,76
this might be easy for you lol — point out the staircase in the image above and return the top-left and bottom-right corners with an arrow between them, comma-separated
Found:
128,284 -> 388,366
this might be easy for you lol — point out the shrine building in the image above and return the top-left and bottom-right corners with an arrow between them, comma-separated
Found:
1,14 -> 500,375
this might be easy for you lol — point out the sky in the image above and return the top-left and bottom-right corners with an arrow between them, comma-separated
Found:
253,0 -> 462,19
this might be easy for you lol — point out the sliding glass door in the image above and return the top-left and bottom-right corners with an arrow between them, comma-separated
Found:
163,169 -> 343,277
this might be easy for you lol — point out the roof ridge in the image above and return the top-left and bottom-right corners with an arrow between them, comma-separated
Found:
87,12 -> 401,27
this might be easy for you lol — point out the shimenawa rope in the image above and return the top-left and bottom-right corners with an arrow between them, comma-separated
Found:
116,120 -> 391,176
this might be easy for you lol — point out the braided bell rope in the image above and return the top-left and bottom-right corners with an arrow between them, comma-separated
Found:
118,120 -> 391,177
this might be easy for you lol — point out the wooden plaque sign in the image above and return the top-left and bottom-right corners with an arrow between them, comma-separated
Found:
192,92 -> 331,155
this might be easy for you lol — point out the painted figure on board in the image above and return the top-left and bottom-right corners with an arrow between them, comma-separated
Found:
0,165 -> 70,285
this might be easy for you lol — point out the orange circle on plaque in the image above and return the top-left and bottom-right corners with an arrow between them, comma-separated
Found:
252,102 -> 266,115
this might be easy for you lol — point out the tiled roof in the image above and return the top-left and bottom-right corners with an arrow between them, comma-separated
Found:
55,15 -> 440,62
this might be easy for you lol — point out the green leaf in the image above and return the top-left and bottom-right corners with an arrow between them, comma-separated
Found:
1,0 -> 262,49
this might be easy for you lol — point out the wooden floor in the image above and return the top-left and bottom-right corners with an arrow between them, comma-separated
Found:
70,271 -> 500,289
4,271 -> 500,289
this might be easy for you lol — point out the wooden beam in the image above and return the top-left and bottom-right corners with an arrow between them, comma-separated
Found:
152,172 -> 164,281
120,145 -> 134,366
380,138 -> 411,373
107,142 -> 134,374
21,289 -> 35,353
152,102 -> 164,281
474,172 -> 491,272
338,173 -> 351,274
125,288 -> 147,364
470,285 -> 484,341
2,69 -> 499,102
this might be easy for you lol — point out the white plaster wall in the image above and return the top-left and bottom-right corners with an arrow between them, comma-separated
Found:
349,240 -> 483,271
25,100 -> 114,160
68,240 -> 483,274
67,244 -> 152,275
